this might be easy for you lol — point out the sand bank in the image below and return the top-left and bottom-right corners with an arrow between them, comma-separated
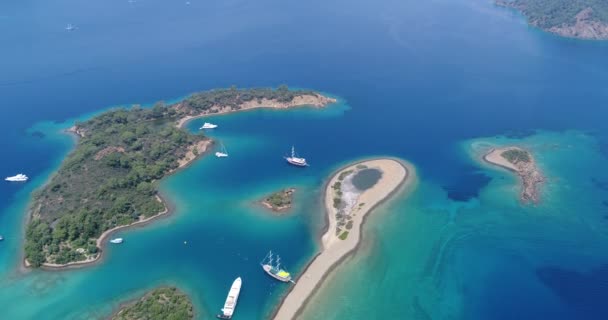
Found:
272,158 -> 413,320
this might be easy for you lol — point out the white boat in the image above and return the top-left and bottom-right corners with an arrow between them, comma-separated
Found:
260,251 -> 293,283
5,174 -> 28,182
65,24 -> 77,31
215,143 -> 228,158
284,146 -> 308,167
201,122 -> 218,130
217,277 -> 242,319
0,235 -> 4,241
109,238 -> 123,244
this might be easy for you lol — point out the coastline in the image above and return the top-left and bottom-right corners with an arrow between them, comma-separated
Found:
175,93 -> 337,129
22,91 -> 335,270
271,158 -> 415,320
27,194 -> 174,271
23,129 -> 213,271
482,146 -> 544,203
259,188 -> 296,214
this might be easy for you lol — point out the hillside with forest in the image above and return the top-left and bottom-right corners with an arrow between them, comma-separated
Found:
112,287 -> 194,320
24,86 -> 332,267
497,0 -> 608,39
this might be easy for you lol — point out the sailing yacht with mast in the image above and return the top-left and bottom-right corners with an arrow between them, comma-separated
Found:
217,277 -> 242,319
284,146 -> 308,167
215,142 -> 228,158
260,251 -> 293,282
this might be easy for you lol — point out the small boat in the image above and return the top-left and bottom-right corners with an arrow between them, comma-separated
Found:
216,277 -> 242,319
215,143 -> 228,158
260,251 -> 292,282
284,146 -> 308,167
5,174 -> 28,182
65,24 -> 77,31
201,122 -> 218,130
0,235 -> 4,241
109,238 -> 123,244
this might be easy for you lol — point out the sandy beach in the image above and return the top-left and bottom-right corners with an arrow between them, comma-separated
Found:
175,93 -> 336,128
272,158 -> 414,320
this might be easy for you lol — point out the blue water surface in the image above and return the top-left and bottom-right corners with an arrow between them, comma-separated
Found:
2,0 -> 608,319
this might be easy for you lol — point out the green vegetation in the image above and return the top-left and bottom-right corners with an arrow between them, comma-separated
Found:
501,148 -> 531,164
338,231 -> 349,240
112,287 -> 193,320
345,220 -> 353,230
502,0 -> 608,28
263,188 -> 294,211
337,170 -> 354,181
333,197 -> 343,209
180,85 -> 317,114
25,86 -> 322,267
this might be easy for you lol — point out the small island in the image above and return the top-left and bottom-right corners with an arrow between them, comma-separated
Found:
260,188 -> 296,213
111,287 -> 194,320
272,158 -> 414,320
24,86 -> 336,268
497,0 -> 608,40
484,146 -> 544,203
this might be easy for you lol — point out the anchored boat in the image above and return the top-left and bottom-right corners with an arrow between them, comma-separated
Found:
260,251 -> 292,282
201,122 -> 218,129
215,142 -> 229,158
109,238 -> 123,244
5,174 -> 28,182
217,277 -> 242,319
284,146 -> 308,167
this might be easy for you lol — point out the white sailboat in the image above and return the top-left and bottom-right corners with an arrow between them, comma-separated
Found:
201,122 -> 218,130
215,143 -> 228,158
109,238 -> 123,244
5,174 -> 28,182
217,277 -> 242,319
284,146 -> 308,167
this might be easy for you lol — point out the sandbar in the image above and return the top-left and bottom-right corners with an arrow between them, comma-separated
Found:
272,158 -> 413,320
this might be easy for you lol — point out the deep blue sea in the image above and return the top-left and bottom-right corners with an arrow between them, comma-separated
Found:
2,0 -> 608,319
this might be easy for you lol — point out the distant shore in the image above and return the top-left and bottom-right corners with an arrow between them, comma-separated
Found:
175,93 -> 336,129
271,158 -> 414,320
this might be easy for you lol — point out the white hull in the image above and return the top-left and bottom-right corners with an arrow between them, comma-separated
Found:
5,174 -> 28,182
285,157 -> 308,167
215,152 -> 228,158
201,122 -> 218,129
109,238 -> 123,244
218,277 -> 241,319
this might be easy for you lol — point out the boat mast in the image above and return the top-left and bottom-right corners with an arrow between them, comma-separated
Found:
276,255 -> 281,270
291,146 -> 295,158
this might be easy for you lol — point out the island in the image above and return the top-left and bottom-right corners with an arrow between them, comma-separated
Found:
111,287 -> 194,320
484,146 -> 544,203
272,158 -> 414,320
497,0 -> 608,40
260,188 -> 296,213
24,86 -> 336,268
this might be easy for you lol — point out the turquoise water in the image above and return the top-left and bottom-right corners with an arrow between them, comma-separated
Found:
304,131 -> 608,319
2,0 -> 608,319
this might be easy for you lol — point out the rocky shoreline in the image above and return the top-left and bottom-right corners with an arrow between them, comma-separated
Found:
260,188 -> 296,213
176,93 -> 336,128
496,1 -> 608,40
483,146 -> 544,203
